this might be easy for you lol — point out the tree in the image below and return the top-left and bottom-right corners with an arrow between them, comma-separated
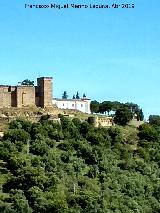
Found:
9,119 -> 32,134
62,91 -> 68,99
100,101 -> 113,115
76,91 -> 80,99
8,190 -> 32,213
60,116 -> 80,140
125,102 -> 139,113
80,122 -> 90,136
83,93 -> 86,98
138,123 -> 158,142
21,79 -> 34,86
90,101 -> 99,113
30,140 -> 49,156
111,101 -> 122,111
3,129 -> 31,144
98,103 -> 105,114
114,107 -> 133,125
149,115 -> 160,126
125,103 -> 144,121
72,118 -> 81,130
136,108 -> 144,121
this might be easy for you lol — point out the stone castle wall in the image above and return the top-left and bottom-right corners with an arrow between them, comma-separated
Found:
16,86 -> 35,107
0,86 -> 12,107
0,77 -> 53,108
94,116 -> 114,127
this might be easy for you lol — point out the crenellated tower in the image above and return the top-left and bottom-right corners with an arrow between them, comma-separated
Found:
36,77 -> 53,108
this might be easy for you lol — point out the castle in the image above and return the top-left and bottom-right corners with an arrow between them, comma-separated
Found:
0,77 -> 91,114
0,77 -> 53,108
0,77 -> 116,127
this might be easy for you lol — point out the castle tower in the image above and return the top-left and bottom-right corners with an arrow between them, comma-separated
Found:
16,85 -> 35,107
37,77 -> 53,108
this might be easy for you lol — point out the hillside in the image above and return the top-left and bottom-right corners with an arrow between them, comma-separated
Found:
0,116 -> 160,212
0,106 -> 90,132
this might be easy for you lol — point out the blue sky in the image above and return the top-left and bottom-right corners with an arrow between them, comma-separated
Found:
0,0 -> 160,119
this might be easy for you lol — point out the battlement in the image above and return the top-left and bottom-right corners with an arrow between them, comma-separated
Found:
37,77 -> 53,80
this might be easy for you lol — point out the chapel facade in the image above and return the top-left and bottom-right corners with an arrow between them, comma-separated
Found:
53,97 -> 91,114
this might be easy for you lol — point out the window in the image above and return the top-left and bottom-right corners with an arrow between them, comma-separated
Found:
72,104 -> 74,107
63,103 -> 65,106
81,104 -> 83,107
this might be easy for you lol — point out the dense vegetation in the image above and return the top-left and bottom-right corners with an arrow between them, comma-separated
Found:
0,115 -> 160,212
90,101 -> 144,122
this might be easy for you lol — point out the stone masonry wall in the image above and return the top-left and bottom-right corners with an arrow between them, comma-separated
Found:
37,77 -> 53,107
16,86 -> 35,107
0,86 -> 11,107
0,77 -> 53,108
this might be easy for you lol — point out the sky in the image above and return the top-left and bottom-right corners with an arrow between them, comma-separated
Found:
0,0 -> 160,119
